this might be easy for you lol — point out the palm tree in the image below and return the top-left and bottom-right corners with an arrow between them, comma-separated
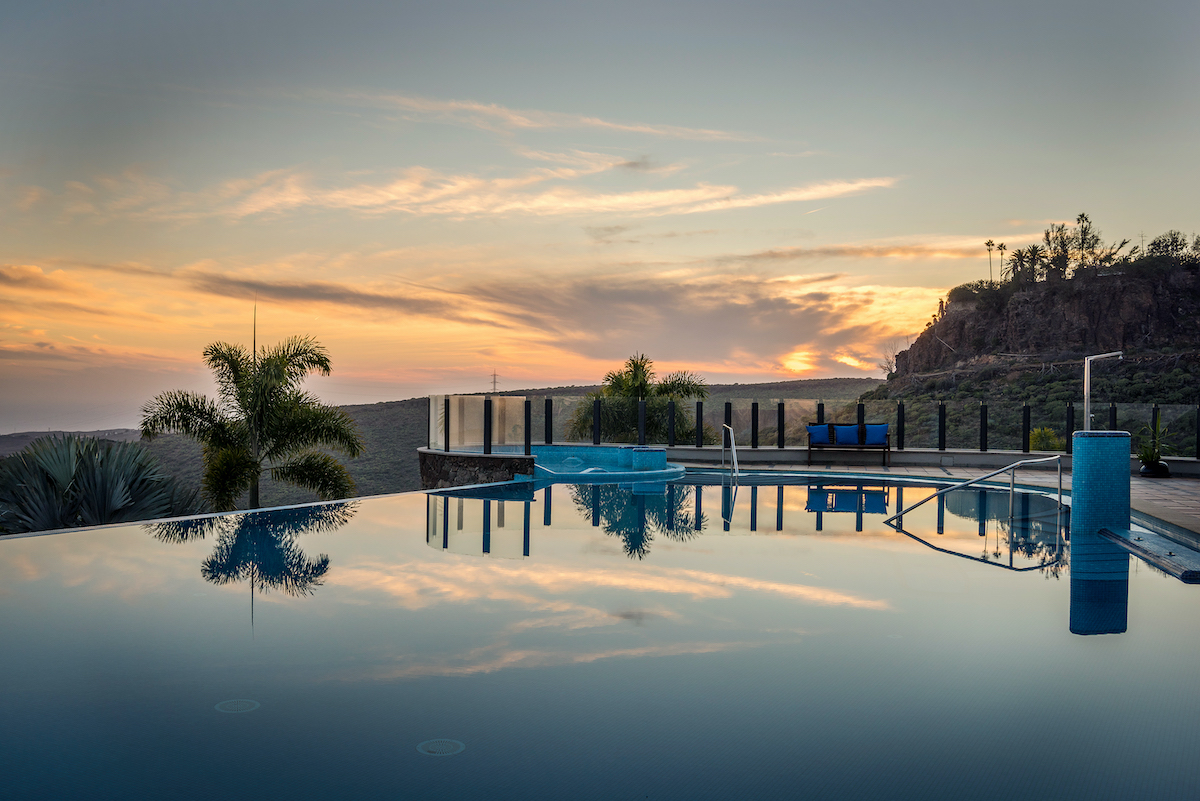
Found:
984,239 -> 995,282
141,336 -> 364,511
996,243 -> 1006,282
1002,248 -> 1024,283
566,354 -> 710,443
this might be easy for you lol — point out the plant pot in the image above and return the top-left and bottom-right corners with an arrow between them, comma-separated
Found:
1139,461 -> 1171,478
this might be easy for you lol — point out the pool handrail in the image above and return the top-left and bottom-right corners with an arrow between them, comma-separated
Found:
882,453 -> 1063,530
721,424 -> 740,485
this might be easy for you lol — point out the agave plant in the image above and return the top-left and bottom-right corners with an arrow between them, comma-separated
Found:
0,435 -> 202,534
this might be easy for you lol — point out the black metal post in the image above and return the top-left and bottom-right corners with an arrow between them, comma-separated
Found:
1152,403 -> 1160,438
857,402 -> 865,425
979,402 -> 988,452
638,400 -> 647,445
1022,403 -> 1031,453
897,401 -> 905,450
483,398 -> 493,455
1109,402 -> 1117,432
1195,404 -> 1200,459
592,398 -> 601,445
816,401 -> 825,424
724,402 -> 732,448
544,397 -> 553,444
524,400 -> 532,456
667,400 -> 676,447
443,396 -> 451,452
938,402 -> 946,451
695,401 -> 704,448
777,402 -> 785,448
751,402 -> 759,448
1065,402 -> 1075,455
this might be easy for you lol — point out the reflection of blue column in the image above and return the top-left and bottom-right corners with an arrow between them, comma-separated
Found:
482,500 -> 491,554
855,487 -> 863,532
937,493 -> 945,535
543,486 -> 552,526
978,490 -> 987,537
750,486 -> 758,532
1070,431 -> 1132,636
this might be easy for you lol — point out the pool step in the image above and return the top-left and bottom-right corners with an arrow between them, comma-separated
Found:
1099,527 -> 1200,584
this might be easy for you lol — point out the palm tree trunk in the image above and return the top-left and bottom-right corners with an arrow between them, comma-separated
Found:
249,475 -> 260,509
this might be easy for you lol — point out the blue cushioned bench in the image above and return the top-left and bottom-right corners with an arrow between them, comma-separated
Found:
806,423 -> 891,466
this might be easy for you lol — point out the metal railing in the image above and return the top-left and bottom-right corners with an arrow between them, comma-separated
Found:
721,424 -> 740,486
882,454 -> 1063,530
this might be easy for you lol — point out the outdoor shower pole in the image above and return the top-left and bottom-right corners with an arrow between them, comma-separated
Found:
1083,351 -> 1122,431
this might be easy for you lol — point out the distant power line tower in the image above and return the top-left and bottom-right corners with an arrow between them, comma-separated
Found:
490,370 -> 500,392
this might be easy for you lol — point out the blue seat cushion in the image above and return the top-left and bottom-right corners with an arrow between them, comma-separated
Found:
806,425 -> 831,444
833,425 -> 861,445
864,424 -> 889,446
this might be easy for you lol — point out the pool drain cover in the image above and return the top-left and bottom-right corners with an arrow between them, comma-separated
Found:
214,699 -> 260,713
417,739 -> 465,756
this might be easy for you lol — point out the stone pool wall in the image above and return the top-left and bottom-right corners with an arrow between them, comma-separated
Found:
418,448 -> 535,489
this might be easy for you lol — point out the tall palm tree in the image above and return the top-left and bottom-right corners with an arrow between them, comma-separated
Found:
984,239 -> 995,282
996,243 -> 1006,282
567,354 -> 709,443
141,336 -> 364,511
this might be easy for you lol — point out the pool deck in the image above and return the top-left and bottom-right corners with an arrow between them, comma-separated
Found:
674,459 -> 1200,538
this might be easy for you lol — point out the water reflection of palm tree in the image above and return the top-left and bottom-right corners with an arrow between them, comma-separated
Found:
147,503 -> 356,597
569,484 -> 701,560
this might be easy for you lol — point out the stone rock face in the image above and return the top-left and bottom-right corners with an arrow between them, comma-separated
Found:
897,270 -> 1200,376
418,449 -> 535,489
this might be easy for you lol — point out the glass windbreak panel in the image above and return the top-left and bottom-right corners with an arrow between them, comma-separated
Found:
490,396 -> 526,451
1159,404 -> 1198,457
987,402 -> 1024,451
553,395 -> 590,443
1027,401 -> 1070,452
942,400 -> 977,450
428,395 -> 445,449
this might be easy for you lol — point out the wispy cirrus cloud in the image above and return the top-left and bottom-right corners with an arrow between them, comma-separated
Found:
52,164 -> 896,222
335,90 -> 759,142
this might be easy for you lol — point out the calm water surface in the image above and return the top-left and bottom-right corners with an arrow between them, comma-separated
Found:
1,479 -> 1198,800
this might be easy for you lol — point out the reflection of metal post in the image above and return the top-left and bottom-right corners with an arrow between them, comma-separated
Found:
978,490 -> 987,537
523,502 -> 530,557
750,485 -> 758,531
896,486 -> 903,528
856,488 -> 863,532
483,501 -> 491,554
937,493 -> 945,535
591,485 -> 600,527
497,500 -> 505,528
815,511 -> 823,531
457,497 -> 463,530
1070,430 -> 1132,635
442,496 -> 449,549
722,485 -> 731,532
694,485 -> 703,531
776,485 -> 784,531
543,486 -> 552,526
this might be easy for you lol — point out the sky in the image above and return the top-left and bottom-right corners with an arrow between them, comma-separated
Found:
2,0 -> 1198,432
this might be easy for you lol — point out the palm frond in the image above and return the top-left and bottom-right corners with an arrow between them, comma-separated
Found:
140,390 -> 232,445
270,452 -> 356,501
203,342 -> 252,409
201,445 -> 259,512
263,396 -> 364,461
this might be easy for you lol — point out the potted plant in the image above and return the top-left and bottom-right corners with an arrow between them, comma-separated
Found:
1136,419 -> 1173,478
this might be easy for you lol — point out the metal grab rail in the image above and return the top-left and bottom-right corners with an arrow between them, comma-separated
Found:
721,424 -> 740,486
882,454 -> 1063,530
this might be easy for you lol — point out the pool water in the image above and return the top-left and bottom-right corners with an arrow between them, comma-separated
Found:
1,477 -> 1198,800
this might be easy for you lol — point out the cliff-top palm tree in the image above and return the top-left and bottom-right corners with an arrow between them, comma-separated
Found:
141,336 -> 364,511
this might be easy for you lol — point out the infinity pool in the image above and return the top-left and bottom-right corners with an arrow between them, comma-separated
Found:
2,476 -> 1198,800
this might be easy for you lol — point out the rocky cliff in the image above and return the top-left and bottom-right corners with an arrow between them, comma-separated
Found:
896,267 -> 1200,376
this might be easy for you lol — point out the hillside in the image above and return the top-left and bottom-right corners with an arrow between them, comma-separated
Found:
3,376 -> 881,509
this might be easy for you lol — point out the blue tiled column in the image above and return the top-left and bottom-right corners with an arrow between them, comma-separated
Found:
1069,431 -> 1131,635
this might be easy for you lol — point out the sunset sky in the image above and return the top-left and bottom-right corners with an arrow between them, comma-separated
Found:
2,0 -> 1197,431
